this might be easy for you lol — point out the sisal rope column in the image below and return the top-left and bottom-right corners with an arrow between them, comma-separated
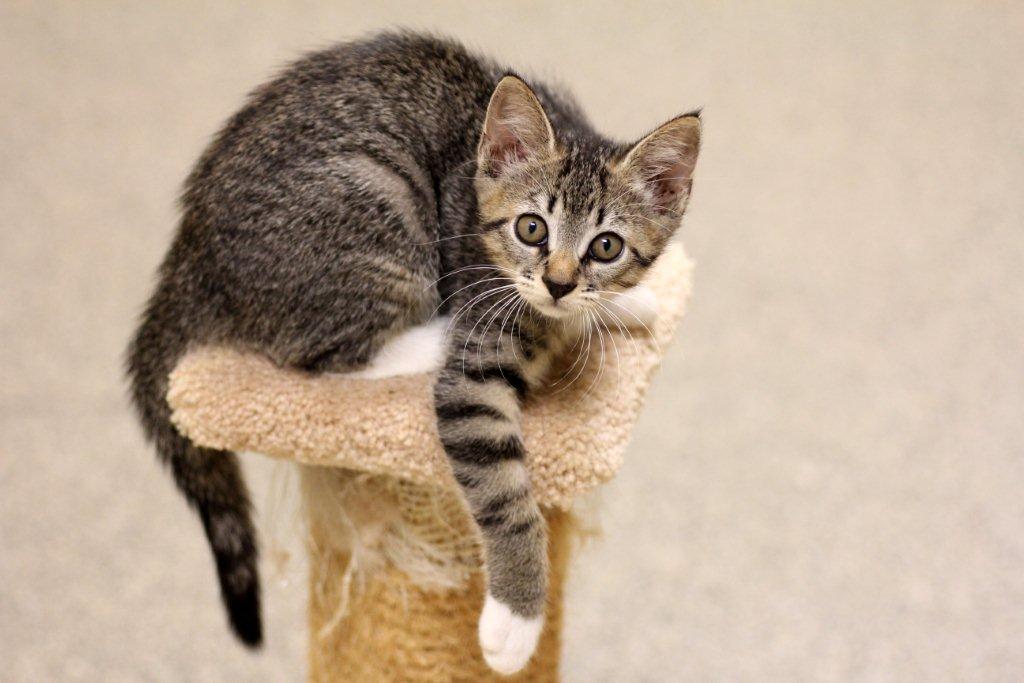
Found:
306,492 -> 572,682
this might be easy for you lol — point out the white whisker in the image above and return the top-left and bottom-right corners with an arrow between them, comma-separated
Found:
476,292 -> 521,370
591,289 -> 662,354
590,305 -> 622,393
422,263 -> 517,291
552,309 -> 593,394
443,284 -> 518,343
576,309 -> 607,405
461,291 -> 517,374
590,298 -> 643,378
414,233 -> 482,246
431,276 -> 513,317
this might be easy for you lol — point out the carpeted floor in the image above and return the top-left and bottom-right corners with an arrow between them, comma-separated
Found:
2,2 -> 1023,680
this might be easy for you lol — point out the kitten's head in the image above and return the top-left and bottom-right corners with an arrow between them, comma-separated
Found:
475,75 -> 701,321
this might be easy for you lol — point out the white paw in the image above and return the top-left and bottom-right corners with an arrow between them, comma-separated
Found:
478,593 -> 544,676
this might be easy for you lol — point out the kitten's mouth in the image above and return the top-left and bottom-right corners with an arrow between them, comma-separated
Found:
527,298 -> 575,319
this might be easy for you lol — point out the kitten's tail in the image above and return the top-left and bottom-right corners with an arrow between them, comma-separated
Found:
125,301 -> 262,647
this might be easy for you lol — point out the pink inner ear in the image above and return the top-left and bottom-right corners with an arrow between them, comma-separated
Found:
649,160 -> 690,213
626,117 -> 699,214
485,132 -> 528,176
480,81 -> 552,178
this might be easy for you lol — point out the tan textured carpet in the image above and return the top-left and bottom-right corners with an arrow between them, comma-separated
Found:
2,2 -> 1023,681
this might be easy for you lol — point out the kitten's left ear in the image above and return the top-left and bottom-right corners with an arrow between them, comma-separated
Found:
477,75 -> 556,178
618,114 -> 701,215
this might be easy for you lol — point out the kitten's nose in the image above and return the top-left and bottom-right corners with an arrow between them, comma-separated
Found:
542,276 -> 577,302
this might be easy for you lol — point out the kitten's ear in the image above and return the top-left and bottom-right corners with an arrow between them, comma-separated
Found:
477,75 -> 555,178
618,114 -> 701,215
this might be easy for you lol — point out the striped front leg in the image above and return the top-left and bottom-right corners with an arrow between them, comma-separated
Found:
433,294 -> 551,674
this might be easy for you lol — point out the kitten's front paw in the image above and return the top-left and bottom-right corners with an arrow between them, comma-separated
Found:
478,593 -> 544,676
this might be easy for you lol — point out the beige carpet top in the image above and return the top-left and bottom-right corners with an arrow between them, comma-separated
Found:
167,245 -> 692,510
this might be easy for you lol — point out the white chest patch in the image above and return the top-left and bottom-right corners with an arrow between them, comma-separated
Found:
343,315 -> 450,379
341,283 -> 658,380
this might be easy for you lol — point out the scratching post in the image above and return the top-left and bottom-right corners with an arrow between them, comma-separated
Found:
306,488 -> 572,682
167,245 -> 693,681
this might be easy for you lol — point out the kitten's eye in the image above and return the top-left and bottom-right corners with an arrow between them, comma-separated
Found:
588,232 -> 624,262
514,214 -> 548,246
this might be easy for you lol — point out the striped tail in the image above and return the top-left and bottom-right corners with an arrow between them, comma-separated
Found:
126,310 -> 262,646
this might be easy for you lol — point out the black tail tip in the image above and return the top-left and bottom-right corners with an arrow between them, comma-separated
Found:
227,588 -> 263,648
200,504 -> 263,648
233,620 -> 263,649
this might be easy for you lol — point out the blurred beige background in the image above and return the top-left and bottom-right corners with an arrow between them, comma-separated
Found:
3,2 -> 1023,681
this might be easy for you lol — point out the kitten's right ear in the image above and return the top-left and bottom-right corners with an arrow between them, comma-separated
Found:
617,113 -> 701,216
477,76 -> 555,178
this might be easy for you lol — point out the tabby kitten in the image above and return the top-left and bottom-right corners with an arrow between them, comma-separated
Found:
126,31 -> 700,674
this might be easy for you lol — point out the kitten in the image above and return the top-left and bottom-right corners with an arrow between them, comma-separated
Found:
126,31 -> 700,674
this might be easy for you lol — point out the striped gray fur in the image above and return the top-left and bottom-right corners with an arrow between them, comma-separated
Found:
125,31 -> 700,645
